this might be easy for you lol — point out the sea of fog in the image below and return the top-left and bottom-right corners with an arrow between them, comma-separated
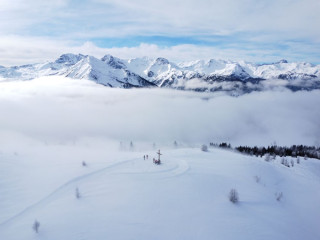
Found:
0,76 -> 319,149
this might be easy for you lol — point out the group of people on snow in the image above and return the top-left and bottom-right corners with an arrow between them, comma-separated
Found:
143,154 -> 161,165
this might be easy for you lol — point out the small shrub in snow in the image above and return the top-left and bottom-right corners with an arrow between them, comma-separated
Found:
229,189 -> 239,203
82,161 -> 87,167
275,192 -> 283,201
75,187 -> 81,199
281,158 -> 290,167
254,175 -> 261,183
264,154 -> 271,162
33,220 -> 40,233
291,159 -> 294,167
201,144 -> 208,152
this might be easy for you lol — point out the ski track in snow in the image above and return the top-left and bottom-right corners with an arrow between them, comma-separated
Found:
0,156 -> 189,227
114,159 -> 189,179
0,158 -> 137,227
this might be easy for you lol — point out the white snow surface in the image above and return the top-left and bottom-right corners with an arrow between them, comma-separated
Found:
0,141 -> 319,240
0,76 -> 320,240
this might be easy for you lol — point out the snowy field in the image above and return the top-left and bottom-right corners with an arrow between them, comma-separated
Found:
0,76 -> 320,240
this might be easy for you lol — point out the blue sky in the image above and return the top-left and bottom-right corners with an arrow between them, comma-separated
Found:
0,0 -> 319,66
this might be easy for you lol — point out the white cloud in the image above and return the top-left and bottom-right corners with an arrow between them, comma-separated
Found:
0,0 -> 319,65
0,76 -> 320,146
91,0 -> 320,39
1,0 -> 319,39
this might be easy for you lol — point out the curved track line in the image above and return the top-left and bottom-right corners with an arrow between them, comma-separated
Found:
113,159 -> 190,179
0,157 -> 190,227
0,158 -> 139,227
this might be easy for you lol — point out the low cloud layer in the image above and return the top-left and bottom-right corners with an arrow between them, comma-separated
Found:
0,76 -> 320,147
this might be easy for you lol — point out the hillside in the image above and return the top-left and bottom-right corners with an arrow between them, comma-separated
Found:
0,143 -> 319,240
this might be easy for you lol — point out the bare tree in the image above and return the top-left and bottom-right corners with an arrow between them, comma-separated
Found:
33,220 -> 40,233
229,189 -> 239,203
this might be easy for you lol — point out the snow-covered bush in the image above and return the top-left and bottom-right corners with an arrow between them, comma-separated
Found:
75,187 -> 81,199
281,158 -> 290,167
33,220 -> 40,233
291,159 -> 294,167
254,175 -> 261,183
275,192 -> 283,201
229,189 -> 239,203
264,154 -> 271,162
201,144 -> 208,152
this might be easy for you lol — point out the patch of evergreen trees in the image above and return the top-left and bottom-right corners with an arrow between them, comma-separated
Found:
210,142 -> 320,160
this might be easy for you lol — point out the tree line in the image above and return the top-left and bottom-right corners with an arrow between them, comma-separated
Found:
209,142 -> 320,160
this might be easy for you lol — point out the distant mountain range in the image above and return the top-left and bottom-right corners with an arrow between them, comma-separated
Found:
1,53 -> 320,94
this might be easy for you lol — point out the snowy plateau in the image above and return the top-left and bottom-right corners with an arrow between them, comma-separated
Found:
0,61 -> 320,239
1,53 -> 320,94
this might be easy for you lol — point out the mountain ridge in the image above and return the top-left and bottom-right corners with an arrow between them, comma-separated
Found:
1,53 -> 319,94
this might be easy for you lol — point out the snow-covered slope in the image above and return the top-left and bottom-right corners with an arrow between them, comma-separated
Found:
0,143 -> 319,240
1,54 -> 320,93
64,55 -> 155,88
0,54 -> 156,88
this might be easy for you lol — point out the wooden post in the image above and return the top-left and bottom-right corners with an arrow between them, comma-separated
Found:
157,149 -> 162,161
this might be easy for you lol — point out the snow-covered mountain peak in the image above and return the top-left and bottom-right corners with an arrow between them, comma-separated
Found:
214,63 -> 250,78
278,59 -> 288,64
178,59 -> 229,75
155,57 -> 170,65
101,54 -> 126,69
54,53 -> 85,65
